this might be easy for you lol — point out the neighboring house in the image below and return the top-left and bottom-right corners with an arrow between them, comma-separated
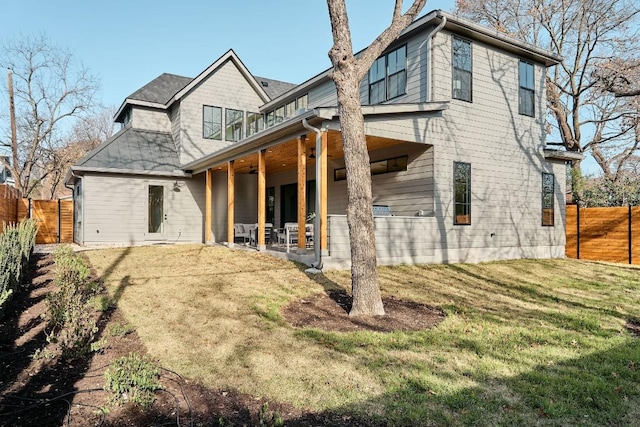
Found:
66,10 -> 580,267
0,156 -> 15,187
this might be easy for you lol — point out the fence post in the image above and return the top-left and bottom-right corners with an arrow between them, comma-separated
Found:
576,204 -> 580,260
58,198 -> 61,244
629,205 -> 632,265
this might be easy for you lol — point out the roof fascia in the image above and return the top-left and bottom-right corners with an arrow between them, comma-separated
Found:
543,149 -> 584,161
70,166 -> 191,178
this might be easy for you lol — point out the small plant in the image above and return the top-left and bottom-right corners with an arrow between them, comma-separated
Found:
108,321 -> 134,337
258,403 -> 284,427
104,353 -> 162,409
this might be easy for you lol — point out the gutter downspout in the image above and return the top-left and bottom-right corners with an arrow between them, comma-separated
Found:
302,118 -> 323,271
64,170 -> 82,245
426,15 -> 447,102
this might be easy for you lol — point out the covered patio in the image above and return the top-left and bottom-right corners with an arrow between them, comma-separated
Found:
182,104 -> 448,267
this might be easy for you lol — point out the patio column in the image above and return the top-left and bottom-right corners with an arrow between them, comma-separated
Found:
297,135 -> 307,250
320,131 -> 328,254
227,160 -> 235,247
257,149 -> 266,251
205,168 -> 212,244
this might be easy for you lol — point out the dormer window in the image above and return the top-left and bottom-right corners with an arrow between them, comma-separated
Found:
368,45 -> 407,104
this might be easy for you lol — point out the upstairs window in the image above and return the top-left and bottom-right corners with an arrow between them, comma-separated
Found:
285,101 -> 296,119
297,94 -> 308,111
368,45 -> 407,104
225,109 -> 243,142
542,172 -> 554,226
203,105 -> 222,140
246,112 -> 263,137
519,60 -> 535,117
452,36 -> 472,102
454,162 -> 471,225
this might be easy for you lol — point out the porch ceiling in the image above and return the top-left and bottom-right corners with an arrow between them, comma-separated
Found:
211,130 -> 406,174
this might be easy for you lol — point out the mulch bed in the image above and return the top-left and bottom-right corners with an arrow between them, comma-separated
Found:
0,252 -> 446,427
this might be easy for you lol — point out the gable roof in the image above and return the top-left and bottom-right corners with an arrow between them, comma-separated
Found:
114,49 -> 296,122
127,73 -> 193,105
74,126 -> 181,174
253,76 -> 297,99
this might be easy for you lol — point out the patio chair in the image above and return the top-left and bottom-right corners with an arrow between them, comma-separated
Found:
249,223 -> 273,246
277,223 -> 299,251
233,223 -> 250,244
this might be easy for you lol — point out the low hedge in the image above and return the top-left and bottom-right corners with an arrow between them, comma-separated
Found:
0,219 -> 38,315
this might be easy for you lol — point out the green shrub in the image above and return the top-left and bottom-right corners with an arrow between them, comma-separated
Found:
0,219 -> 38,315
104,353 -> 162,408
45,245 -> 99,358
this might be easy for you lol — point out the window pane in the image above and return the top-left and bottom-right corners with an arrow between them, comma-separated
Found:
370,80 -> 386,104
519,87 -> 534,116
297,94 -> 308,111
285,101 -> 296,118
225,109 -> 243,142
388,45 -> 406,74
246,112 -> 263,137
148,185 -> 164,233
542,173 -> 554,226
453,69 -> 472,101
454,162 -> 471,225
266,111 -> 275,128
388,70 -> 406,99
453,37 -> 472,71
203,106 -> 221,140
519,60 -> 534,89
369,57 -> 386,83
275,106 -> 285,124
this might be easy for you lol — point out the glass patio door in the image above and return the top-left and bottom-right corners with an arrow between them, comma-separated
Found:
148,185 -> 165,238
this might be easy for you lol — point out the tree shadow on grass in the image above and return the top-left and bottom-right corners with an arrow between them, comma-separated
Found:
286,338 -> 640,426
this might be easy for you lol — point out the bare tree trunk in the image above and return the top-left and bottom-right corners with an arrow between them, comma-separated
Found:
326,0 -> 426,316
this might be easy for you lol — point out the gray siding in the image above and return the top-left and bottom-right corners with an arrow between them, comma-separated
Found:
178,60 -> 266,165
169,103 -> 181,156
81,173 -> 204,245
132,107 -> 171,133
210,172 -> 258,242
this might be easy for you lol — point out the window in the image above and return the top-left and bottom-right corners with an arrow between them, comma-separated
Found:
203,106 -> 222,140
297,94 -> 308,111
368,45 -> 407,104
334,155 -> 408,181
519,60 -> 535,116
246,112 -> 263,137
454,162 -> 471,225
285,101 -> 296,119
275,106 -> 285,124
266,110 -> 275,128
542,172 -> 554,226
452,36 -> 472,102
225,109 -> 244,142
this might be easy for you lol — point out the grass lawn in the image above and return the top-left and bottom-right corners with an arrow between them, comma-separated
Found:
86,244 -> 640,426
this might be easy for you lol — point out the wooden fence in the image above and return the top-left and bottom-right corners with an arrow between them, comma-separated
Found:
0,183 -> 73,244
566,204 -> 640,264
0,184 -> 20,233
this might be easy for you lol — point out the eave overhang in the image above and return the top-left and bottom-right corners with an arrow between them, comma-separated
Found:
543,149 -> 584,162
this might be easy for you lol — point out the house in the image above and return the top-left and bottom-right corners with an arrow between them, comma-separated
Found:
0,156 -> 15,187
65,9 -> 580,268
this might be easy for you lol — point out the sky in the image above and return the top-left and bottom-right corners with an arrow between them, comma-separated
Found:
0,0 -> 601,175
0,0 -> 454,109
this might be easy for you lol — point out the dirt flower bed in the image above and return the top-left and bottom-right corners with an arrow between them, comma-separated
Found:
0,251 -> 444,427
